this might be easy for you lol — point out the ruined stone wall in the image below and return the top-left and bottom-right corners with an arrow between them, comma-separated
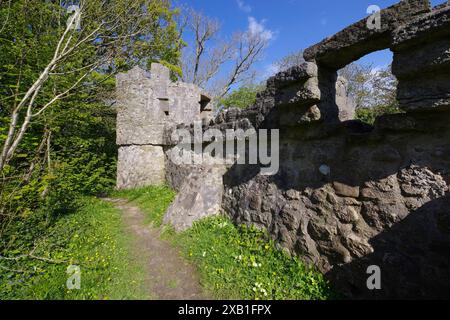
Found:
392,4 -> 450,111
218,1 -> 450,299
116,0 -> 450,299
116,63 -> 211,189
222,111 -> 450,299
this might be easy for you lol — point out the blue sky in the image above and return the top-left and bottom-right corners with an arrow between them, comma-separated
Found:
180,0 -> 445,79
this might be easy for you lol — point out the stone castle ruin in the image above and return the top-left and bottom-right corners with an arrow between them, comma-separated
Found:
116,63 -> 212,189
116,0 -> 450,299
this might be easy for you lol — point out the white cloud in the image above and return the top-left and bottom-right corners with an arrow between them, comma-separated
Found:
237,0 -> 252,13
247,17 -> 274,41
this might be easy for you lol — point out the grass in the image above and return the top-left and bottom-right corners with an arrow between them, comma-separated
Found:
111,186 -> 176,226
116,186 -> 335,300
0,197 -> 148,300
1,185 -> 335,300
171,217 -> 334,300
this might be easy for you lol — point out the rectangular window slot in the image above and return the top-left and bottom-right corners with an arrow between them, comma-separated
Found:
200,94 -> 211,112
159,98 -> 170,117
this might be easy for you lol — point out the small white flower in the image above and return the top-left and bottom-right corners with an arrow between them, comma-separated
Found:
202,251 -> 206,257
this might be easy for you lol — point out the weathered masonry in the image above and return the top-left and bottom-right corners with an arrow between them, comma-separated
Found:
116,1 -> 450,299
116,63 -> 211,189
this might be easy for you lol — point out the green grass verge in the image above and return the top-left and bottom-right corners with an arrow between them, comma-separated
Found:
0,197 -> 148,300
171,217 -> 334,300
116,186 -> 335,300
111,186 -> 176,226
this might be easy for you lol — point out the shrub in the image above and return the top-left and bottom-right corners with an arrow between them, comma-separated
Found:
117,186 -> 336,300
173,216 -> 334,300
356,104 -> 402,125
0,198 -> 147,300
220,85 -> 264,110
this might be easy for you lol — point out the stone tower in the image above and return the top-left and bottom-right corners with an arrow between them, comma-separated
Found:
116,63 -> 211,189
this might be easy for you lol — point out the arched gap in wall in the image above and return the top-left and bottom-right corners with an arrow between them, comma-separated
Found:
336,49 -> 399,125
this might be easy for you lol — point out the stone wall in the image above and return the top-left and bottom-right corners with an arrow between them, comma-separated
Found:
221,1 -> 450,299
222,110 -> 450,299
116,0 -> 450,299
392,4 -> 450,111
116,63 -> 211,189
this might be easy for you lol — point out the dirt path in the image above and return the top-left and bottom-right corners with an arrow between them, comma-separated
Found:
105,198 -> 207,300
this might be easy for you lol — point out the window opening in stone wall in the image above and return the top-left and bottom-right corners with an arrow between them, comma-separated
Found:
337,49 -> 399,125
159,98 -> 170,117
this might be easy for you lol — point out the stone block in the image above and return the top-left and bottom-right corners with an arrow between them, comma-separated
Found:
163,166 -> 226,231
117,145 -> 165,189
392,5 -> 450,48
151,62 -> 170,81
275,77 -> 321,107
396,74 -> 450,111
117,111 -> 166,145
304,0 -> 430,69
333,181 -> 360,198
335,76 -> 356,121
392,38 -> 450,79
268,62 -> 318,89
392,6 -> 450,112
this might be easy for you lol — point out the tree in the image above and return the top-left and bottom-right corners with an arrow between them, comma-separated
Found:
220,84 -> 264,109
0,0 -> 182,225
356,104 -> 400,125
370,67 -> 398,108
180,8 -> 226,87
338,63 -> 397,110
338,63 -> 400,124
180,8 -> 270,101
274,50 -> 305,73
216,31 -> 268,99
0,0 -> 182,172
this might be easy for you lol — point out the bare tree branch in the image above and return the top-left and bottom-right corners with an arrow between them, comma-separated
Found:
181,7 -> 269,104
216,30 -> 268,99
